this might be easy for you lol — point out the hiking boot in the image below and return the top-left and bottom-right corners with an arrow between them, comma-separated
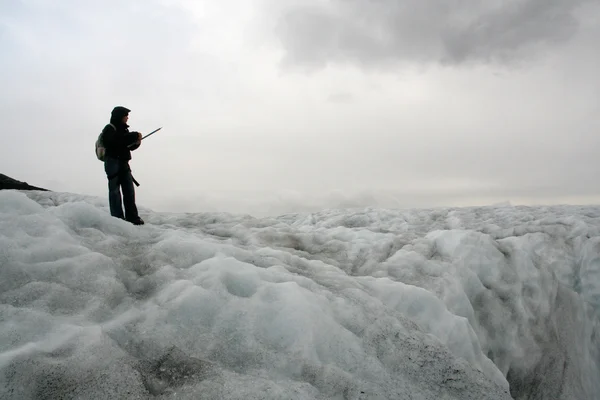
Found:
128,217 -> 145,225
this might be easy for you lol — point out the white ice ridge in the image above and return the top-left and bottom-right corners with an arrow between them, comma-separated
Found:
1,190 -> 599,399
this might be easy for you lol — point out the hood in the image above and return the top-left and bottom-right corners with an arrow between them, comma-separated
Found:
110,106 -> 131,127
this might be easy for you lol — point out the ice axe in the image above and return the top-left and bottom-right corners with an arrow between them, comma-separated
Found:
128,127 -> 162,148
126,126 -> 162,187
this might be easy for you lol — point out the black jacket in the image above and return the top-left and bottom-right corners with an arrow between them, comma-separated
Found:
102,121 -> 141,161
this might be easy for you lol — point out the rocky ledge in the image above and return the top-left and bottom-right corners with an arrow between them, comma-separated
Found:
0,173 -> 48,191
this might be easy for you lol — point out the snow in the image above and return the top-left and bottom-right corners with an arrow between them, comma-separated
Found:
1,190 -> 599,399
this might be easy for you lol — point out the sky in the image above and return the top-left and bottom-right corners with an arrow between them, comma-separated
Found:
1,0 -> 599,216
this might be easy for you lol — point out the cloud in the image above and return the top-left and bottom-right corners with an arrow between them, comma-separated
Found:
271,0 -> 595,69
328,92 -> 354,104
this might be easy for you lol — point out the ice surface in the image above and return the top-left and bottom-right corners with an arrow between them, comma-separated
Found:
1,190 -> 599,399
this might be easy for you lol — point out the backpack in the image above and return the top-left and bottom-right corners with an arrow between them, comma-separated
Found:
95,123 -> 116,161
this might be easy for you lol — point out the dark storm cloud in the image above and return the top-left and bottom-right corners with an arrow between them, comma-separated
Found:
274,0 -> 594,68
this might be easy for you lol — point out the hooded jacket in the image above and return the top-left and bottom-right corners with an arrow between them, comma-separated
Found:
102,106 -> 141,161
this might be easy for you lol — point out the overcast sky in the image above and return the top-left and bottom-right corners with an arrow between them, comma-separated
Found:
1,0 -> 599,216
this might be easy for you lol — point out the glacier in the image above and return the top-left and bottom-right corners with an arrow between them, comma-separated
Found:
0,189 -> 599,399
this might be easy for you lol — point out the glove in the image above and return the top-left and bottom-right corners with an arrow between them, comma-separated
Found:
129,132 -> 142,150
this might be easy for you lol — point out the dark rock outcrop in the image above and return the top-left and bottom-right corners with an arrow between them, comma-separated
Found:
0,173 -> 48,191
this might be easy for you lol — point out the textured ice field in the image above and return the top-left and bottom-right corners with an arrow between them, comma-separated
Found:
1,190 -> 599,399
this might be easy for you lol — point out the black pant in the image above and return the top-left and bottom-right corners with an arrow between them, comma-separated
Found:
104,156 -> 139,221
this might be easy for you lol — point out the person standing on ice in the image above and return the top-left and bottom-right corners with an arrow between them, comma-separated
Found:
101,106 -> 145,225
